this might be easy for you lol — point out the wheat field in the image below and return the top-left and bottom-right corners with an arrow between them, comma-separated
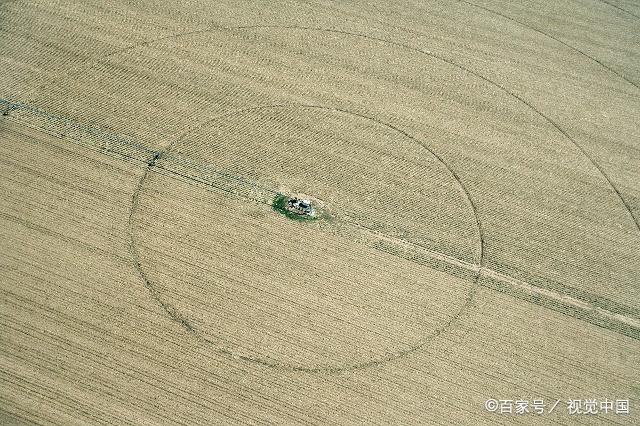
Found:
1,0 -> 639,424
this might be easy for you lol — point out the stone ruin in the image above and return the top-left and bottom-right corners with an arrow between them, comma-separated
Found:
286,197 -> 314,216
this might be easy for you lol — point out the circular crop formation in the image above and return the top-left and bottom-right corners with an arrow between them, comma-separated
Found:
14,6 -> 640,375
33,26 -> 548,370
130,104 -> 482,371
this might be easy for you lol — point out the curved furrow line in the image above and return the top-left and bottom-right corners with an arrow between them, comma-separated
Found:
458,0 -> 640,90
596,0 -> 640,20
127,102 -> 484,373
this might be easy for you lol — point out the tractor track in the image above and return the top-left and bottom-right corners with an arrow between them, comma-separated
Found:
2,99 -> 638,369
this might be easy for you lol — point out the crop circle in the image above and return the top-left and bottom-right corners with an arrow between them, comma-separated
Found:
130,104 -> 481,371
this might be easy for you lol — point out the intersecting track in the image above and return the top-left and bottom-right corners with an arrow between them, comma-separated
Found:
128,103 -> 483,372
456,0 -> 640,90
2,97 -> 639,372
23,24 -> 640,234
3,16 -> 639,373
0,97 -> 482,372
18,24 -> 640,281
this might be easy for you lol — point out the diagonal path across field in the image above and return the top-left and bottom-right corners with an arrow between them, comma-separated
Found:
3,97 -> 638,354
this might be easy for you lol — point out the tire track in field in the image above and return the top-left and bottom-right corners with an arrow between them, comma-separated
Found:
29,22 -> 638,323
2,101 -> 638,360
2,99 -> 483,373
457,0 -> 640,90
596,0 -> 640,20
303,0 -> 640,91
27,23 -> 640,234
5,24 -> 640,355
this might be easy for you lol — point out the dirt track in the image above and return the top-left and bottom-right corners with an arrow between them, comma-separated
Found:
1,0 -> 639,424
